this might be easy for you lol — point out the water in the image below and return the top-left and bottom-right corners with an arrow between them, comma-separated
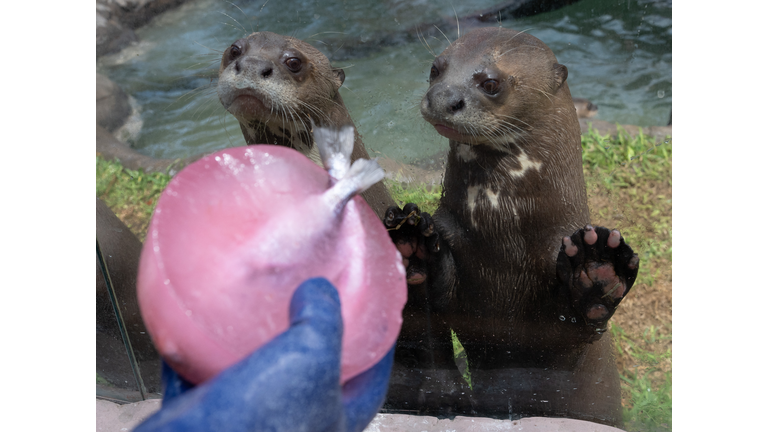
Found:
97,0 -> 671,162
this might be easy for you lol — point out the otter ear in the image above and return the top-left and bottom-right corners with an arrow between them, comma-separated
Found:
332,67 -> 345,88
553,63 -> 568,88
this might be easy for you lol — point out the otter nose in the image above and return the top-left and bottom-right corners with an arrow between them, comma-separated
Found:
424,85 -> 466,116
449,99 -> 465,114
235,57 -> 274,78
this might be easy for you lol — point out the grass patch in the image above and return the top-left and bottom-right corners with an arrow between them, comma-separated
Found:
385,180 -> 442,215
97,373 -> 110,386
612,325 -> 672,432
582,128 -> 672,285
451,329 -> 472,389
97,130 -> 672,427
582,128 -> 672,430
581,125 -> 671,187
97,156 -> 172,240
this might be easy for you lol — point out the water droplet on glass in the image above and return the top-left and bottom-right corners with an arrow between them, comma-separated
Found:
571,317 -> 577,323
657,90 -> 665,98
559,315 -> 566,321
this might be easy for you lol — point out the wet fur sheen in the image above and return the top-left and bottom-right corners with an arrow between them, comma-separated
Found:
406,27 -> 622,424
217,31 -> 394,217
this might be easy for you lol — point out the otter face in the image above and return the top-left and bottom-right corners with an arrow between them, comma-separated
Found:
420,28 -> 569,151
217,32 -> 344,129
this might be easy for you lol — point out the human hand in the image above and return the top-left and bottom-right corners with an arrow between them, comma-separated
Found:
135,277 -> 395,432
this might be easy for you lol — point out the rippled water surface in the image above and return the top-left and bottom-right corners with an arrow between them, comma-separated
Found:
98,0 -> 671,162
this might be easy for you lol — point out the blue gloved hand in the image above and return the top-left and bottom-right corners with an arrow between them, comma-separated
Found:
135,277 -> 395,432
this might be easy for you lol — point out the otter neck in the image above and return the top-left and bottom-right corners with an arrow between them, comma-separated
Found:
239,92 -> 368,164
441,137 -> 588,242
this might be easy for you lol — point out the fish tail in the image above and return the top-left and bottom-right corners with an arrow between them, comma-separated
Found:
324,157 -> 385,212
313,124 -> 355,181
314,125 -> 384,212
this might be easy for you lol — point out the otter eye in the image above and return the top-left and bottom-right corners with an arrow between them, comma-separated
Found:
229,44 -> 242,60
284,57 -> 302,72
429,65 -> 439,81
482,79 -> 500,95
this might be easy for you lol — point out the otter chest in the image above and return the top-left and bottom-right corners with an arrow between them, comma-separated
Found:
444,145 -> 544,235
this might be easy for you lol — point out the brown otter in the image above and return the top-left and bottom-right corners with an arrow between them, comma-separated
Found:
573,97 -> 598,118
216,31 -> 394,217
384,28 -> 639,426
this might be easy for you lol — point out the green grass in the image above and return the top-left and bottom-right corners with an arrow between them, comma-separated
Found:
581,126 -> 672,188
97,130 -> 672,428
385,180 -> 442,215
581,128 -> 672,286
582,129 -> 672,430
451,329 -> 472,389
97,156 -> 173,239
96,373 -> 110,386
612,325 -> 672,432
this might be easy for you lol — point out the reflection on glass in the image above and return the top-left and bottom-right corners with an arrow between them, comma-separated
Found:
96,199 -> 162,402
96,0 -> 671,429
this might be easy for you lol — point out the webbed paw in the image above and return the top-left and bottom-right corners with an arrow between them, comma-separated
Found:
384,203 -> 439,285
557,225 -> 639,328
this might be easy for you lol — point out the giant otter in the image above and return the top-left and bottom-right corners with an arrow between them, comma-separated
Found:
216,31 -> 395,217
384,28 -> 639,426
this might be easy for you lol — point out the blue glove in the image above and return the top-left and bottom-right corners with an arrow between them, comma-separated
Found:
135,277 -> 395,432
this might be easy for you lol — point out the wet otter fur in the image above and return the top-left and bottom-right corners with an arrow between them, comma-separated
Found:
384,28 -> 639,425
217,31 -> 394,217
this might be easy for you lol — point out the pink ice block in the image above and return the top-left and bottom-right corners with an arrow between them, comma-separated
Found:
137,145 -> 407,385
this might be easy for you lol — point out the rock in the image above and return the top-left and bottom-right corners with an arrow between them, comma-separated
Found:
96,0 -> 189,58
96,11 -> 138,57
110,0 -> 188,29
97,125 -> 203,176
377,156 -> 443,187
97,73 -> 132,132
579,118 -> 672,141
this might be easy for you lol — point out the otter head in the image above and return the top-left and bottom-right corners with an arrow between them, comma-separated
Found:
421,27 -> 571,152
217,32 -> 347,149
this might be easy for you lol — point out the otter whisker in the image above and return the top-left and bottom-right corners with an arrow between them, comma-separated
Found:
220,1 -> 252,32
452,4 -> 461,40
183,60 -> 220,71
499,44 -> 545,58
495,122 -> 526,137
518,84 -> 554,104
496,113 -> 534,130
304,31 -> 347,40
296,100 -> 333,125
218,11 -> 250,36
331,41 -> 347,57
193,41 -> 225,55
189,92 -> 224,120
416,27 -> 438,58
219,21 -> 249,36
434,24 -> 453,47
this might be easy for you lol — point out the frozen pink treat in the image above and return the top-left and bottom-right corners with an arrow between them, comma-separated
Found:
137,126 -> 407,385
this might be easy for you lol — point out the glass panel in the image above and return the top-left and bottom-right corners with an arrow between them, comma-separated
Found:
96,0 -> 671,429
96,199 -> 162,402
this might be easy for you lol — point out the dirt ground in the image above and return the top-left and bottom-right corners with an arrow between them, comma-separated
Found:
586,169 -> 672,408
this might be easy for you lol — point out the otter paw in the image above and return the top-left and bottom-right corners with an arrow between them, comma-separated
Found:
384,203 -> 438,285
557,225 -> 639,327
